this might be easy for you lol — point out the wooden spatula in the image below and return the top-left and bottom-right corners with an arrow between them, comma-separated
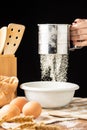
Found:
3,23 -> 25,55
0,26 -> 7,54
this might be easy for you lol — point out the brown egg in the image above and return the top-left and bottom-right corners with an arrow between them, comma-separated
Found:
22,101 -> 42,119
10,96 -> 28,112
0,104 -> 20,121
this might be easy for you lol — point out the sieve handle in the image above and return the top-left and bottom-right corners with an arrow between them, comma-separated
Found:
69,46 -> 83,51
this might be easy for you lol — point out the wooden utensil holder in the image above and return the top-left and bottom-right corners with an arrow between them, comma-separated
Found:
0,54 -> 17,76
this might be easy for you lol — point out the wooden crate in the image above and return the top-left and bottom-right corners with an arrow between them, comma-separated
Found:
0,54 -> 17,76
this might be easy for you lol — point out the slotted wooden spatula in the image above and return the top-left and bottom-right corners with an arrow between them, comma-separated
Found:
0,26 -> 7,54
3,23 -> 25,54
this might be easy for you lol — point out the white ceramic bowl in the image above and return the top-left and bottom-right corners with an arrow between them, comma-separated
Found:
20,81 -> 79,108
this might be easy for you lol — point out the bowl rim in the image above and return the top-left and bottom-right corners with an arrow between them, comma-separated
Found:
20,81 -> 79,92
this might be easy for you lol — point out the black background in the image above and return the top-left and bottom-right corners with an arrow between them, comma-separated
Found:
1,2 -> 87,97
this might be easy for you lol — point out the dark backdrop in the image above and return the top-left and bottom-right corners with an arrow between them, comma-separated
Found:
1,2 -> 87,97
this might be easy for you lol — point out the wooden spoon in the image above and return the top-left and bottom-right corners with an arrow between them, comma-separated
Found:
3,23 -> 25,55
0,26 -> 7,54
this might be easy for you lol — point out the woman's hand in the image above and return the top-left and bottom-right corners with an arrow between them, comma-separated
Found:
70,18 -> 87,47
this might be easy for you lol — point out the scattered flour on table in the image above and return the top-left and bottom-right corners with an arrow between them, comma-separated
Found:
59,121 -> 79,128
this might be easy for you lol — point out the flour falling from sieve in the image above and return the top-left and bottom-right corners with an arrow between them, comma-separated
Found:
40,54 -> 68,81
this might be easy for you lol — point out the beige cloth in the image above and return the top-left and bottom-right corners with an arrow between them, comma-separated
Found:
0,75 -> 19,107
47,97 -> 87,120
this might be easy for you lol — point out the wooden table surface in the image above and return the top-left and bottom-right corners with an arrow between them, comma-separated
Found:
1,97 -> 87,129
